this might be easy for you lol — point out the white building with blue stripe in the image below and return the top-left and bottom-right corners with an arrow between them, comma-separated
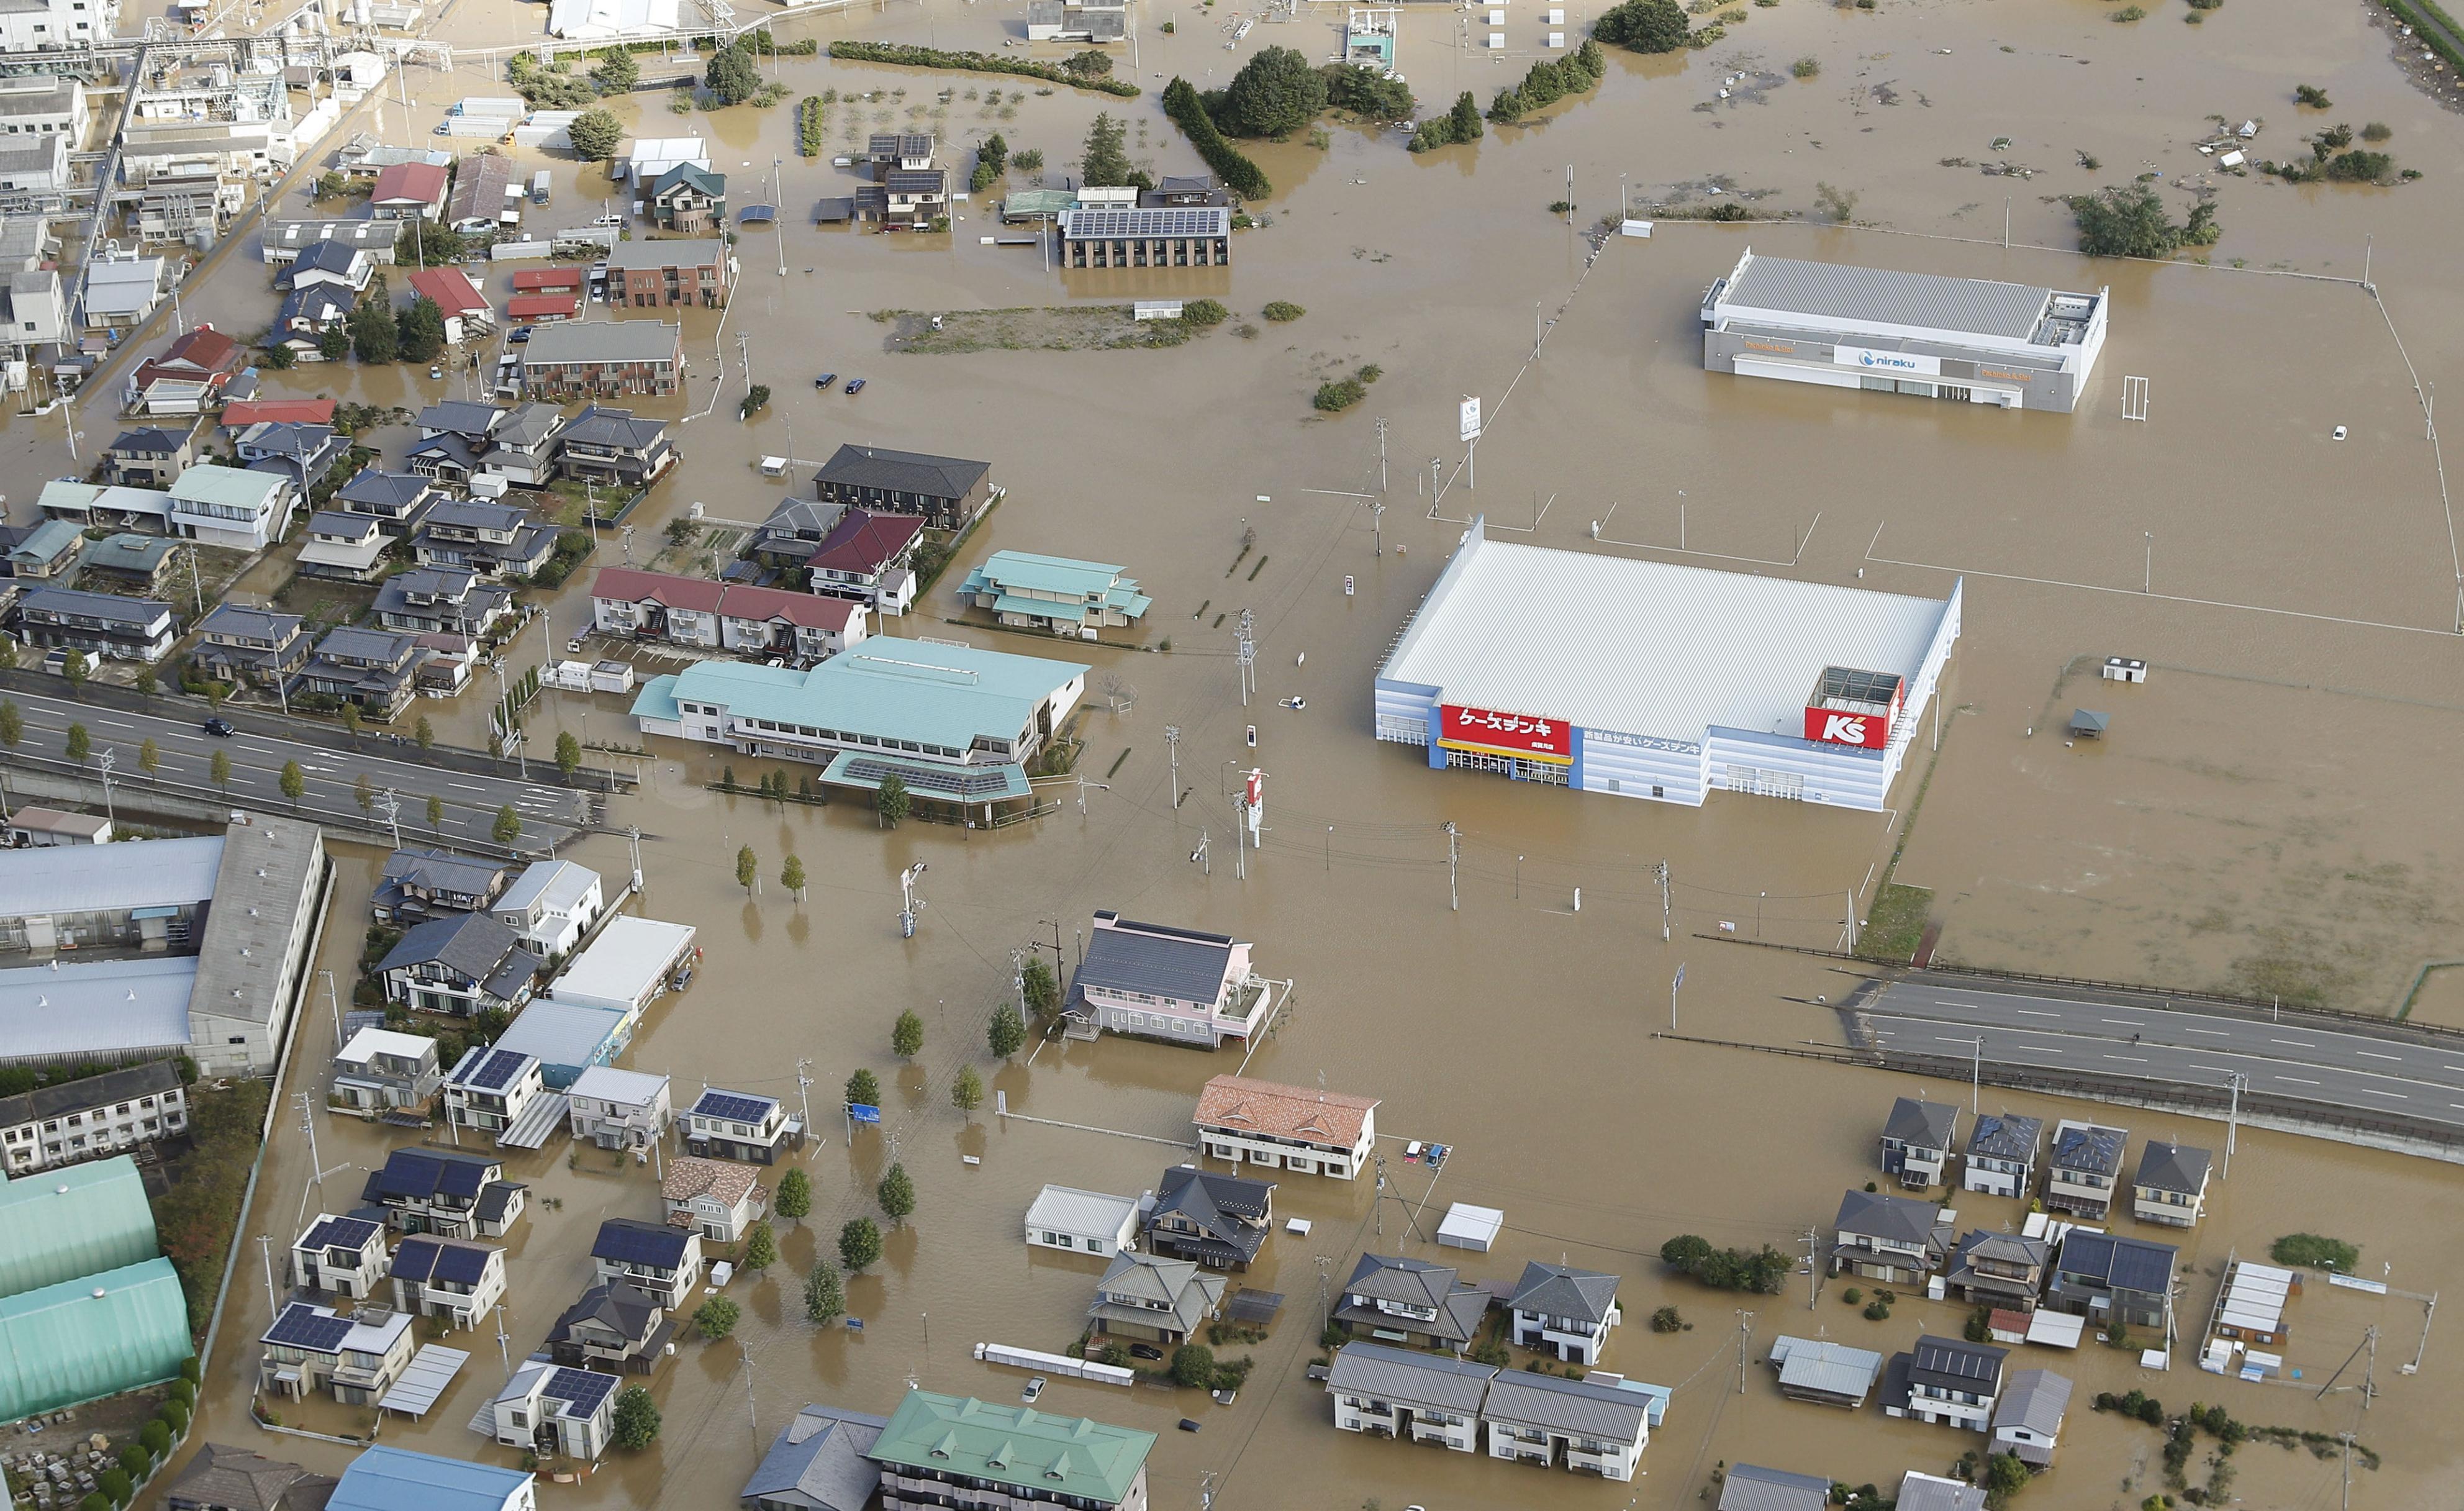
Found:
1374,519 -> 1960,810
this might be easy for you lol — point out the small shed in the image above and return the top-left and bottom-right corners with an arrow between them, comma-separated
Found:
812,196 -> 856,224
1434,1202 -> 1505,1253
2101,656 -> 2147,683
2068,709 -> 2109,739
1133,300 -> 1185,322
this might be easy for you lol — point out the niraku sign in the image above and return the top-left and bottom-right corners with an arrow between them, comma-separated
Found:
1439,703 -> 1572,761
1832,344 -> 1943,377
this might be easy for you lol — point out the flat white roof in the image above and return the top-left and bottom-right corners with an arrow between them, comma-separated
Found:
337,1025 -> 435,1066
1720,250 -> 2059,343
567,1065 -> 669,1106
0,955 -> 195,1060
1379,519 -> 1955,745
548,915 -> 694,1013
0,835 -> 224,919
1434,1202 -> 1505,1246
1025,1184 -> 1138,1235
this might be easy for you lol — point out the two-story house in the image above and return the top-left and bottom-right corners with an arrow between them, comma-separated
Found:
1942,1229 -> 2052,1315
102,419 -> 201,488
1961,1112 -> 2043,1200
491,859 -> 605,957
1326,1341 -> 1498,1454
299,626 -> 428,722
866,1392 -> 1153,1511
407,399 -> 505,486
591,1217 -> 703,1310
478,402 -> 563,487
1830,1189 -> 1948,1286
741,1404 -> 890,1511
373,565 -> 514,638
163,1444 -> 338,1511
259,1300 -> 417,1406
1333,1253 -> 1490,1350
649,163 -> 725,232
405,266 -> 491,344
662,1155 -> 765,1244
441,1045 -> 556,1148
486,1363 -> 618,1463
1023,1185 -> 1141,1259
1087,1251 -> 1224,1346
684,1087 -> 805,1164
235,424 -> 349,505
279,238 -> 376,296
0,1060 -> 188,1175
587,569 -> 867,665
1880,1096 -> 1959,1189
876,167 -> 948,229
360,1146 -> 527,1238
555,405 -> 676,488
865,132 -> 936,171
746,497 -> 843,572
168,461 -> 294,551
2131,1140 -> 2213,1228
801,507 -> 923,615
1989,1369 -> 2072,1468
1143,1163 -> 1272,1271
268,283 -> 355,362
813,443 -> 993,530
1884,1335 -> 2006,1432
332,1026 -> 444,1112
2043,1120 -> 2129,1220
1064,912 -> 1271,1048
368,160 -> 448,220
290,1214 -> 389,1300
957,551 -> 1151,642
292,509 -> 391,584
373,846 -> 509,922
126,324 -> 243,414
605,236 -> 730,308
14,585 -> 175,662
1507,1261 -> 1623,1366
379,914 -> 542,1020
546,1279 -> 673,1374
190,603 -> 310,687
2047,1230 -> 2178,1335
1193,1074 -> 1379,1181
1481,1369 -> 1656,1482
566,1066 -> 671,1151
1,519 -> 83,579
389,1235 -> 506,1329
517,319 -> 684,400
330,467 -> 440,540
413,499 -> 557,579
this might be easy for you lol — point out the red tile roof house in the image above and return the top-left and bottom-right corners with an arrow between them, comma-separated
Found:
505,293 -> 579,325
510,267 -> 584,294
124,323 -> 243,414
369,161 -> 450,221
807,509 -> 925,615
222,398 -> 338,430
588,568 -> 869,664
406,266 -> 493,343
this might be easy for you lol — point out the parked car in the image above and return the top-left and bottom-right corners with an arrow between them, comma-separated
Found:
202,717 -> 235,737
813,372 -> 837,389
844,378 -> 866,394
1128,1343 -> 1163,1361
509,325 -> 535,343
1021,1377 -> 1045,1404
592,214 -> 625,227
429,365 -> 443,379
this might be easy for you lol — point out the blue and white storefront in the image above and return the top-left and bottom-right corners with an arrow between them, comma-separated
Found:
1374,520 -> 1961,812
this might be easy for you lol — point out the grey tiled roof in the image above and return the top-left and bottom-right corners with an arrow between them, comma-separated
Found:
196,603 -> 302,645
739,1405 -> 889,1511
1966,1112 -> 2042,1163
1883,1096 -> 1957,1149
815,442 -> 989,499
2134,1140 -> 2211,1196
378,912 -> 538,991
1072,914 -> 1235,1004
558,404 -> 666,450
1834,1187 -> 1940,1245
1990,1368 -> 2071,1438
1719,1464 -> 1832,1511
337,468 -> 432,509
1507,1261 -> 1620,1327
1324,1342 -> 1496,1415
1480,1370 -> 1649,1444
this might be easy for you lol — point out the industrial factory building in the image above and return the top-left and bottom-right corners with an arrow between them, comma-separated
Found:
1700,248 -> 2108,412
1373,519 -> 1961,810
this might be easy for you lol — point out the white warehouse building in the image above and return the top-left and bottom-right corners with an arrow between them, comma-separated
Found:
1374,519 -> 1961,811
1700,248 -> 2108,412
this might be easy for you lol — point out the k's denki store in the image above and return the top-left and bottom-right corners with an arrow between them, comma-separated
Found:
1373,520 -> 1962,811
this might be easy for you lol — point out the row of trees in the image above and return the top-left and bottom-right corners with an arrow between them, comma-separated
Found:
1487,42 -> 1608,125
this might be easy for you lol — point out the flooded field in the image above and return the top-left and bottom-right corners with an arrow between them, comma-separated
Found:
42,0 -> 2464,1503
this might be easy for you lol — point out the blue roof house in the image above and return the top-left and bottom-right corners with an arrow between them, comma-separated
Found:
330,1446 -> 535,1511
956,551 -> 1153,641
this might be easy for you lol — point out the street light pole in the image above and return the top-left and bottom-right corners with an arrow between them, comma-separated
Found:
94,748 -> 116,830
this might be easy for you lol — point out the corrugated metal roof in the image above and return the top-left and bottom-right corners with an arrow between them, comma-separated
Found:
0,1158 -> 162,1300
0,835 -> 221,919
0,956 -> 196,1062
1723,252 -> 2053,342
330,1446 -> 533,1511
1025,1184 -> 1138,1238
550,915 -> 694,1013
1379,522 -> 1953,746
1481,1370 -> 1649,1441
0,1257 -> 191,1420
1325,1341 -> 1497,1414
641,640 -> 1085,755
494,999 -> 629,1070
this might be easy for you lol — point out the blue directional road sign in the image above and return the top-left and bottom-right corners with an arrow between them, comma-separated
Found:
848,1103 -> 882,1125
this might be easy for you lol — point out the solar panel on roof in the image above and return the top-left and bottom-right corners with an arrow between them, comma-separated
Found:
1064,208 -> 1228,238
461,1048 -> 530,1091
844,758 -> 1015,797
546,1368 -> 617,1415
393,1237 -> 442,1280
266,1305 -> 355,1353
302,1216 -> 381,1251
433,1243 -> 493,1286
594,1219 -> 686,1267
436,1156 -> 488,1197
695,1091 -> 774,1123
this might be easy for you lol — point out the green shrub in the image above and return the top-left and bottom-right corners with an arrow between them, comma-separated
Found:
828,40 -> 1139,96
1313,378 -> 1367,412
2270,1233 -> 2360,1271
2111,5 -> 2145,19
1791,54 -> 1820,77
1182,297 -> 1229,327
1161,78 -> 1270,197
1261,301 -> 1305,322
1594,0 -> 1689,51
1862,1299 -> 1891,1320
2294,83 -> 2330,107
1649,1305 -> 1683,1332
2321,148 -> 2393,181
1169,1342 -> 1216,1387
2360,120 -> 2391,140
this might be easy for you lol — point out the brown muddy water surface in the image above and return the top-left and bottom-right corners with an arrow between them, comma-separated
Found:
75,0 -> 2464,1505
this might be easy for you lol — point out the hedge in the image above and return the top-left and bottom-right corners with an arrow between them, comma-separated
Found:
1161,78 -> 1270,199
828,41 -> 1139,96
2376,0 -> 2464,71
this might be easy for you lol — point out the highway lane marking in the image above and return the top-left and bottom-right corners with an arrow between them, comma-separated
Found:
2270,1038 -> 2317,1048
2104,1055 -> 2148,1063
2016,1009 -> 2059,1019
2015,1046 -> 2063,1055
2190,1065 -> 2230,1073
1860,1014 -> 2464,1095
2185,1027 -> 2231,1036
2101,1017 -> 2143,1025
2357,1051 -> 2403,1062
2276,1076 -> 2322,1086
2358,1088 -> 2409,1099
96,717 -> 138,729
448,782 -> 487,792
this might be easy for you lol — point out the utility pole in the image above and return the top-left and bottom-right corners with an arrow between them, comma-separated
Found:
294,1091 -> 322,1195
1736,1309 -> 1754,1393
324,969 -> 343,1051
1670,963 -> 1686,1031
1234,609 -> 1255,707
376,788 -> 402,849
627,825 -> 644,893
1443,822 -> 1458,910
2223,1070 -> 2245,1177
1164,725 -> 1181,809
94,748 -> 116,830
1946,1035 -> 1984,1114
1845,889 -> 1859,953
1657,860 -> 1672,941
795,1059 -> 813,1143
741,1343 -> 759,1448
1802,1227 -> 1823,1309
492,660 -> 527,778
258,1234 -> 276,1320
494,1307 -> 512,1384
619,523 -> 635,566
2339,1431 -> 2355,1511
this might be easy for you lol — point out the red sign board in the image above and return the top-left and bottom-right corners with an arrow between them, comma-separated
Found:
1803,706 -> 1893,750
1441,703 -> 1570,759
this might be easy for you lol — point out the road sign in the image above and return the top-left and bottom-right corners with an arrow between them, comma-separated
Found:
1673,964 -> 1686,991
1459,396 -> 1482,442
847,1102 -> 881,1125
1344,574 -> 1355,597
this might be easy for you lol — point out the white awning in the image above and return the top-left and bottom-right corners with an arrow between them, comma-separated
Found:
379,1344 -> 471,1416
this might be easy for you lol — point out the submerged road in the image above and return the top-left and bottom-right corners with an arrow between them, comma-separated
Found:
2,689 -> 589,852
1854,976 -> 2464,1131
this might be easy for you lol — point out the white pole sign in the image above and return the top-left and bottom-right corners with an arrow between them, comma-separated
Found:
1459,396 -> 1482,442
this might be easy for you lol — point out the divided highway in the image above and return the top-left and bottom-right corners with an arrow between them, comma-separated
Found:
1,689 -> 589,853
1852,976 -> 2464,1131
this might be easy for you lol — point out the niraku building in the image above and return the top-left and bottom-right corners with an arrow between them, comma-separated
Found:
1700,248 -> 2108,412
1374,519 -> 1960,811
632,638 -> 1087,821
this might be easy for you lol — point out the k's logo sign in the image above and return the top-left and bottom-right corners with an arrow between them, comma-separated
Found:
1821,714 -> 1868,745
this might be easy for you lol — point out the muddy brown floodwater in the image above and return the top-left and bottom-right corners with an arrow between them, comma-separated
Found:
71,0 -> 2464,1504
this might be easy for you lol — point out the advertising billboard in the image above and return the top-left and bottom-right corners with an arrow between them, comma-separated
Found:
1439,703 -> 1570,760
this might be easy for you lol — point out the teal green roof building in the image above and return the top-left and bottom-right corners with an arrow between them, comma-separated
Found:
0,1257 -> 191,1421
866,1391 -> 1154,1510
956,552 -> 1152,639
0,1158 -> 162,1299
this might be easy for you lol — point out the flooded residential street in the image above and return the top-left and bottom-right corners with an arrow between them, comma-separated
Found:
49,0 -> 2464,1504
